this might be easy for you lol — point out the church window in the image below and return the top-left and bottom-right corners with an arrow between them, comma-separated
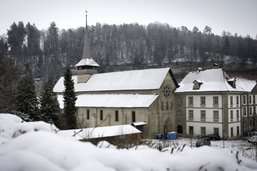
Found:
115,111 -> 119,122
100,110 -> 103,120
87,110 -> 90,120
163,85 -> 171,97
132,111 -> 136,122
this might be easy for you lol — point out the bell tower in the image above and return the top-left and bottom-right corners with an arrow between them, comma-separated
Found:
75,11 -> 99,83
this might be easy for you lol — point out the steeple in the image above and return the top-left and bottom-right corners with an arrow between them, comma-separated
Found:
76,11 -> 99,83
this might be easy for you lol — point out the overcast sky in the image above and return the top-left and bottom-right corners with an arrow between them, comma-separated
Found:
1,0 -> 257,38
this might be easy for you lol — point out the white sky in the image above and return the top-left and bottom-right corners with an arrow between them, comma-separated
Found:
1,0 -> 257,38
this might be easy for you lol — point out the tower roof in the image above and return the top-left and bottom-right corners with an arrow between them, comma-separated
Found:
75,11 -> 99,68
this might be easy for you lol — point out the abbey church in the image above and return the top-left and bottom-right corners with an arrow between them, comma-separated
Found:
53,19 -> 178,138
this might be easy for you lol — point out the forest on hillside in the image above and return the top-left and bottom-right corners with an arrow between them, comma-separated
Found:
1,21 -> 257,80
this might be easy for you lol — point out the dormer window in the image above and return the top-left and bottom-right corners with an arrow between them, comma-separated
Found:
227,78 -> 236,88
193,80 -> 203,90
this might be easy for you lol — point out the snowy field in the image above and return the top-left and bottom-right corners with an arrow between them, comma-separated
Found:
1,113 -> 257,171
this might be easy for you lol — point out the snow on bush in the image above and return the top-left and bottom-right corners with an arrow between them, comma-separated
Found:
0,131 -> 257,171
0,113 -> 58,142
12,121 -> 59,138
0,113 -> 23,141
1,113 -> 257,171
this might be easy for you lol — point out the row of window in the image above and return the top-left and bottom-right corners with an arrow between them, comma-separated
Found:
188,96 -> 219,107
242,95 -> 257,104
160,101 -> 173,111
188,95 -> 257,107
188,110 -> 240,122
188,126 -> 240,137
242,106 -> 257,116
188,110 -> 220,122
84,110 -> 136,122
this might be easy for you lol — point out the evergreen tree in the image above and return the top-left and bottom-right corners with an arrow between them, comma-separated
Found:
40,80 -> 60,124
63,67 -> 77,129
16,64 -> 39,120
0,57 -> 18,112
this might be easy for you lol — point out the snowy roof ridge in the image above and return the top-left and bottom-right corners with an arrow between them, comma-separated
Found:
53,67 -> 171,92
75,58 -> 100,67
175,68 -> 251,92
57,94 -> 158,108
59,124 -> 141,140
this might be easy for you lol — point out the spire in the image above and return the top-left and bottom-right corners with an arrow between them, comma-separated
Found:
82,10 -> 90,60
75,11 -> 99,68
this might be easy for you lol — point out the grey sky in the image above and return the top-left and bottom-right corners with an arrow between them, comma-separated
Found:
1,0 -> 257,38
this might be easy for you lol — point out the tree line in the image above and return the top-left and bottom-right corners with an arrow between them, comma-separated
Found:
1,21 -> 257,81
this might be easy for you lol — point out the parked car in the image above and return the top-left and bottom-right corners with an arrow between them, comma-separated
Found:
196,138 -> 211,147
205,134 -> 221,141
248,135 -> 257,144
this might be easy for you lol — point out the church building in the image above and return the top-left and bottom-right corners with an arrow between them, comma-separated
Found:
53,14 -> 178,138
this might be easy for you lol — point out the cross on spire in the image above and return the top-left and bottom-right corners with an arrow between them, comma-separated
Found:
85,10 -> 88,31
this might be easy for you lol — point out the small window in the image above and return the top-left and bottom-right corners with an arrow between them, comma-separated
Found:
193,81 -> 202,90
188,96 -> 193,106
200,110 -> 206,122
100,110 -> 103,120
115,111 -> 119,122
243,95 -> 246,104
249,96 -> 252,104
243,107 -> 247,116
231,127 -> 234,137
237,126 -> 240,136
189,110 -> 194,121
236,110 -> 240,121
236,96 -> 239,105
213,96 -> 219,106
189,126 -> 194,135
213,111 -> 219,122
132,111 -> 136,122
87,110 -> 90,120
201,127 -> 206,136
214,128 -> 219,135
200,96 -> 206,106
230,96 -> 233,106
166,101 -> 169,110
230,110 -> 233,122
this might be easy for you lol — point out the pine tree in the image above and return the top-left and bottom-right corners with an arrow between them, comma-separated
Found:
16,64 -> 39,121
40,80 -> 60,124
63,67 -> 77,128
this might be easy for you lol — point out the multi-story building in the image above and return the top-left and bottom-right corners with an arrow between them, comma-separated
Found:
239,79 -> 257,135
175,68 -> 256,139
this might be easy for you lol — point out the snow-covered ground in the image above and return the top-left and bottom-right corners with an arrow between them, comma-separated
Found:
1,113 -> 257,171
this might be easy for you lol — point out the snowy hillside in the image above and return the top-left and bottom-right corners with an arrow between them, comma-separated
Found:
1,113 -> 257,171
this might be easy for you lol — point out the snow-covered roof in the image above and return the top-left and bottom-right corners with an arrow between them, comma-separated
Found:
176,68 -> 256,92
75,58 -> 100,67
53,67 -> 171,92
59,124 -> 141,140
235,78 -> 256,92
57,94 -> 158,109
